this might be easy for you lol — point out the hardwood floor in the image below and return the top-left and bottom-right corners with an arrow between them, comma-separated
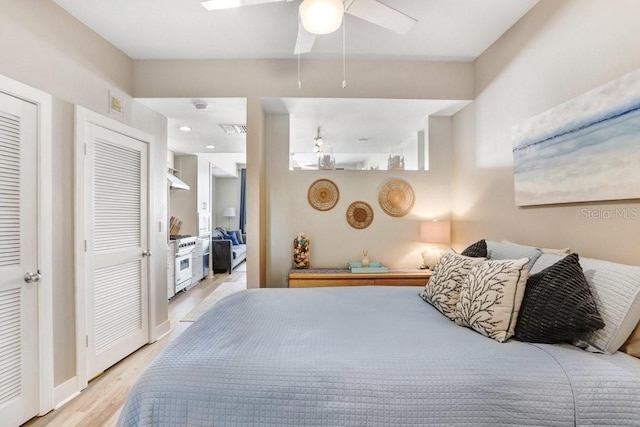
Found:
24,265 -> 247,427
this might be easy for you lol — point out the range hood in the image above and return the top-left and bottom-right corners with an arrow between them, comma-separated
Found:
167,173 -> 190,190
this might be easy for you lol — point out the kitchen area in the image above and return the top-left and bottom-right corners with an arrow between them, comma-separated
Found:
133,97 -> 247,300
166,151 -> 213,300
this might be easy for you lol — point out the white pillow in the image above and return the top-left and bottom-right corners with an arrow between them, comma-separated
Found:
455,258 -> 529,342
419,251 -> 485,320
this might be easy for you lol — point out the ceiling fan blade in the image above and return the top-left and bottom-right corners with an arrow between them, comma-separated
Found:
294,25 -> 316,54
344,0 -> 417,34
200,0 -> 290,11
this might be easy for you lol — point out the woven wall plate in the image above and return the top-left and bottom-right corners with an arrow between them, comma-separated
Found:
378,179 -> 415,217
346,201 -> 374,229
307,179 -> 339,211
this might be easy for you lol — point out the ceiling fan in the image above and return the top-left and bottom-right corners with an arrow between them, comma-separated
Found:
200,0 -> 418,54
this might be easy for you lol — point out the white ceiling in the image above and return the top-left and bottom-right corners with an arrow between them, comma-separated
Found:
54,0 -> 539,162
138,97 -> 247,154
52,0 -> 538,60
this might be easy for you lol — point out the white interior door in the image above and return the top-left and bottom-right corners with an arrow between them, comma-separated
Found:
84,123 -> 149,380
0,92 -> 39,425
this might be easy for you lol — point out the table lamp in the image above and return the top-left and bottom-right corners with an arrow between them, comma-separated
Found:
222,206 -> 236,229
420,220 -> 451,270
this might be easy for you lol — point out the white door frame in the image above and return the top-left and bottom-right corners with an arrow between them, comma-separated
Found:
0,74 -> 54,415
74,106 -> 155,389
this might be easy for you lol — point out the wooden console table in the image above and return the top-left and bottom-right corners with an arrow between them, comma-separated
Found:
288,268 -> 432,288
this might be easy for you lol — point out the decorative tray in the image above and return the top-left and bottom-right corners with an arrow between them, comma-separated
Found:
348,262 -> 389,274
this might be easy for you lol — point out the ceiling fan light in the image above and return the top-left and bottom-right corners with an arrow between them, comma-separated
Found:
299,0 -> 344,35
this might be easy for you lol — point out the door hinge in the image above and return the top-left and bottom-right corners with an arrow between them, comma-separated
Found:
86,335 -> 89,348
84,143 -> 87,156
84,240 -> 87,252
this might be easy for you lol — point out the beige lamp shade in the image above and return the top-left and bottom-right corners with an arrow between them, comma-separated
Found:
420,220 -> 451,244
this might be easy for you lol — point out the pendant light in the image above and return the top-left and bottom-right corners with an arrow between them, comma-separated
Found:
312,127 -> 324,153
299,0 -> 345,35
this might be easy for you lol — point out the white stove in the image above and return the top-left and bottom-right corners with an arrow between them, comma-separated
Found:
175,236 -> 197,293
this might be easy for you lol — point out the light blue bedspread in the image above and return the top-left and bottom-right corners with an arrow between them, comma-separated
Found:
118,287 -> 640,426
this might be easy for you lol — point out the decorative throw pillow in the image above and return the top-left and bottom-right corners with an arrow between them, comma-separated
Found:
515,253 -> 604,343
232,230 -> 244,245
221,231 -> 239,246
461,239 -> 487,258
419,251 -> 485,320
455,258 -> 529,342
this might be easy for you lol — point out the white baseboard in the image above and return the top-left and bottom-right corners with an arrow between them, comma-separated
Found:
152,319 -> 172,343
54,376 -> 80,409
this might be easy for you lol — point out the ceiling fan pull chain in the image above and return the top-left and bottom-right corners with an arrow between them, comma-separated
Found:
298,51 -> 302,89
342,15 -> 347,89
297,11 -> 302,89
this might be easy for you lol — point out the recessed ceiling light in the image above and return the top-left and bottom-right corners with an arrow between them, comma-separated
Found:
205,145 -> 215,149
179,126 -> 192,132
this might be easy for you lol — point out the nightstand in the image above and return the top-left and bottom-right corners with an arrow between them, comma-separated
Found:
288,268 -> 432,288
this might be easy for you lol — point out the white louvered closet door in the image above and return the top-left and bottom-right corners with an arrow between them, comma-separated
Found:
0,93 -> 39,426
85,123 -> 149,380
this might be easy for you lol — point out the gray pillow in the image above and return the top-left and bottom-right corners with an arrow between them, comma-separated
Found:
486,240 -> 542,271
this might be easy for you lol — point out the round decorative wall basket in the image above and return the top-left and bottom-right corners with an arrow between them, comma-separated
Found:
378,179 -> 415,217
346,201 -> 374,229
307,179 -> 340,211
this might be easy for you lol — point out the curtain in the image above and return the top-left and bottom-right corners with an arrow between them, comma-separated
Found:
239,168 -> 246,233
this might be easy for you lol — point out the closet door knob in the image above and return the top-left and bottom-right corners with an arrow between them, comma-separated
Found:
24,272 -> 42,283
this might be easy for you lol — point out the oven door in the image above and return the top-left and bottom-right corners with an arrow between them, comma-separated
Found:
175,252 -> 193,289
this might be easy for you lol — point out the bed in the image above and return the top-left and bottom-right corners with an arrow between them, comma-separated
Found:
117,285 -> 640,426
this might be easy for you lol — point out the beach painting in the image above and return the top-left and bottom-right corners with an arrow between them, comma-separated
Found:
513,68 -> 640,206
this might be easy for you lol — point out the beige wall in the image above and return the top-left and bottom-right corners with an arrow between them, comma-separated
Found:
266,114 -> 453,286
0,1 -> 168,387
132,59 -> 474,287
451,0 -> 640,264
215,177 -> 242,230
